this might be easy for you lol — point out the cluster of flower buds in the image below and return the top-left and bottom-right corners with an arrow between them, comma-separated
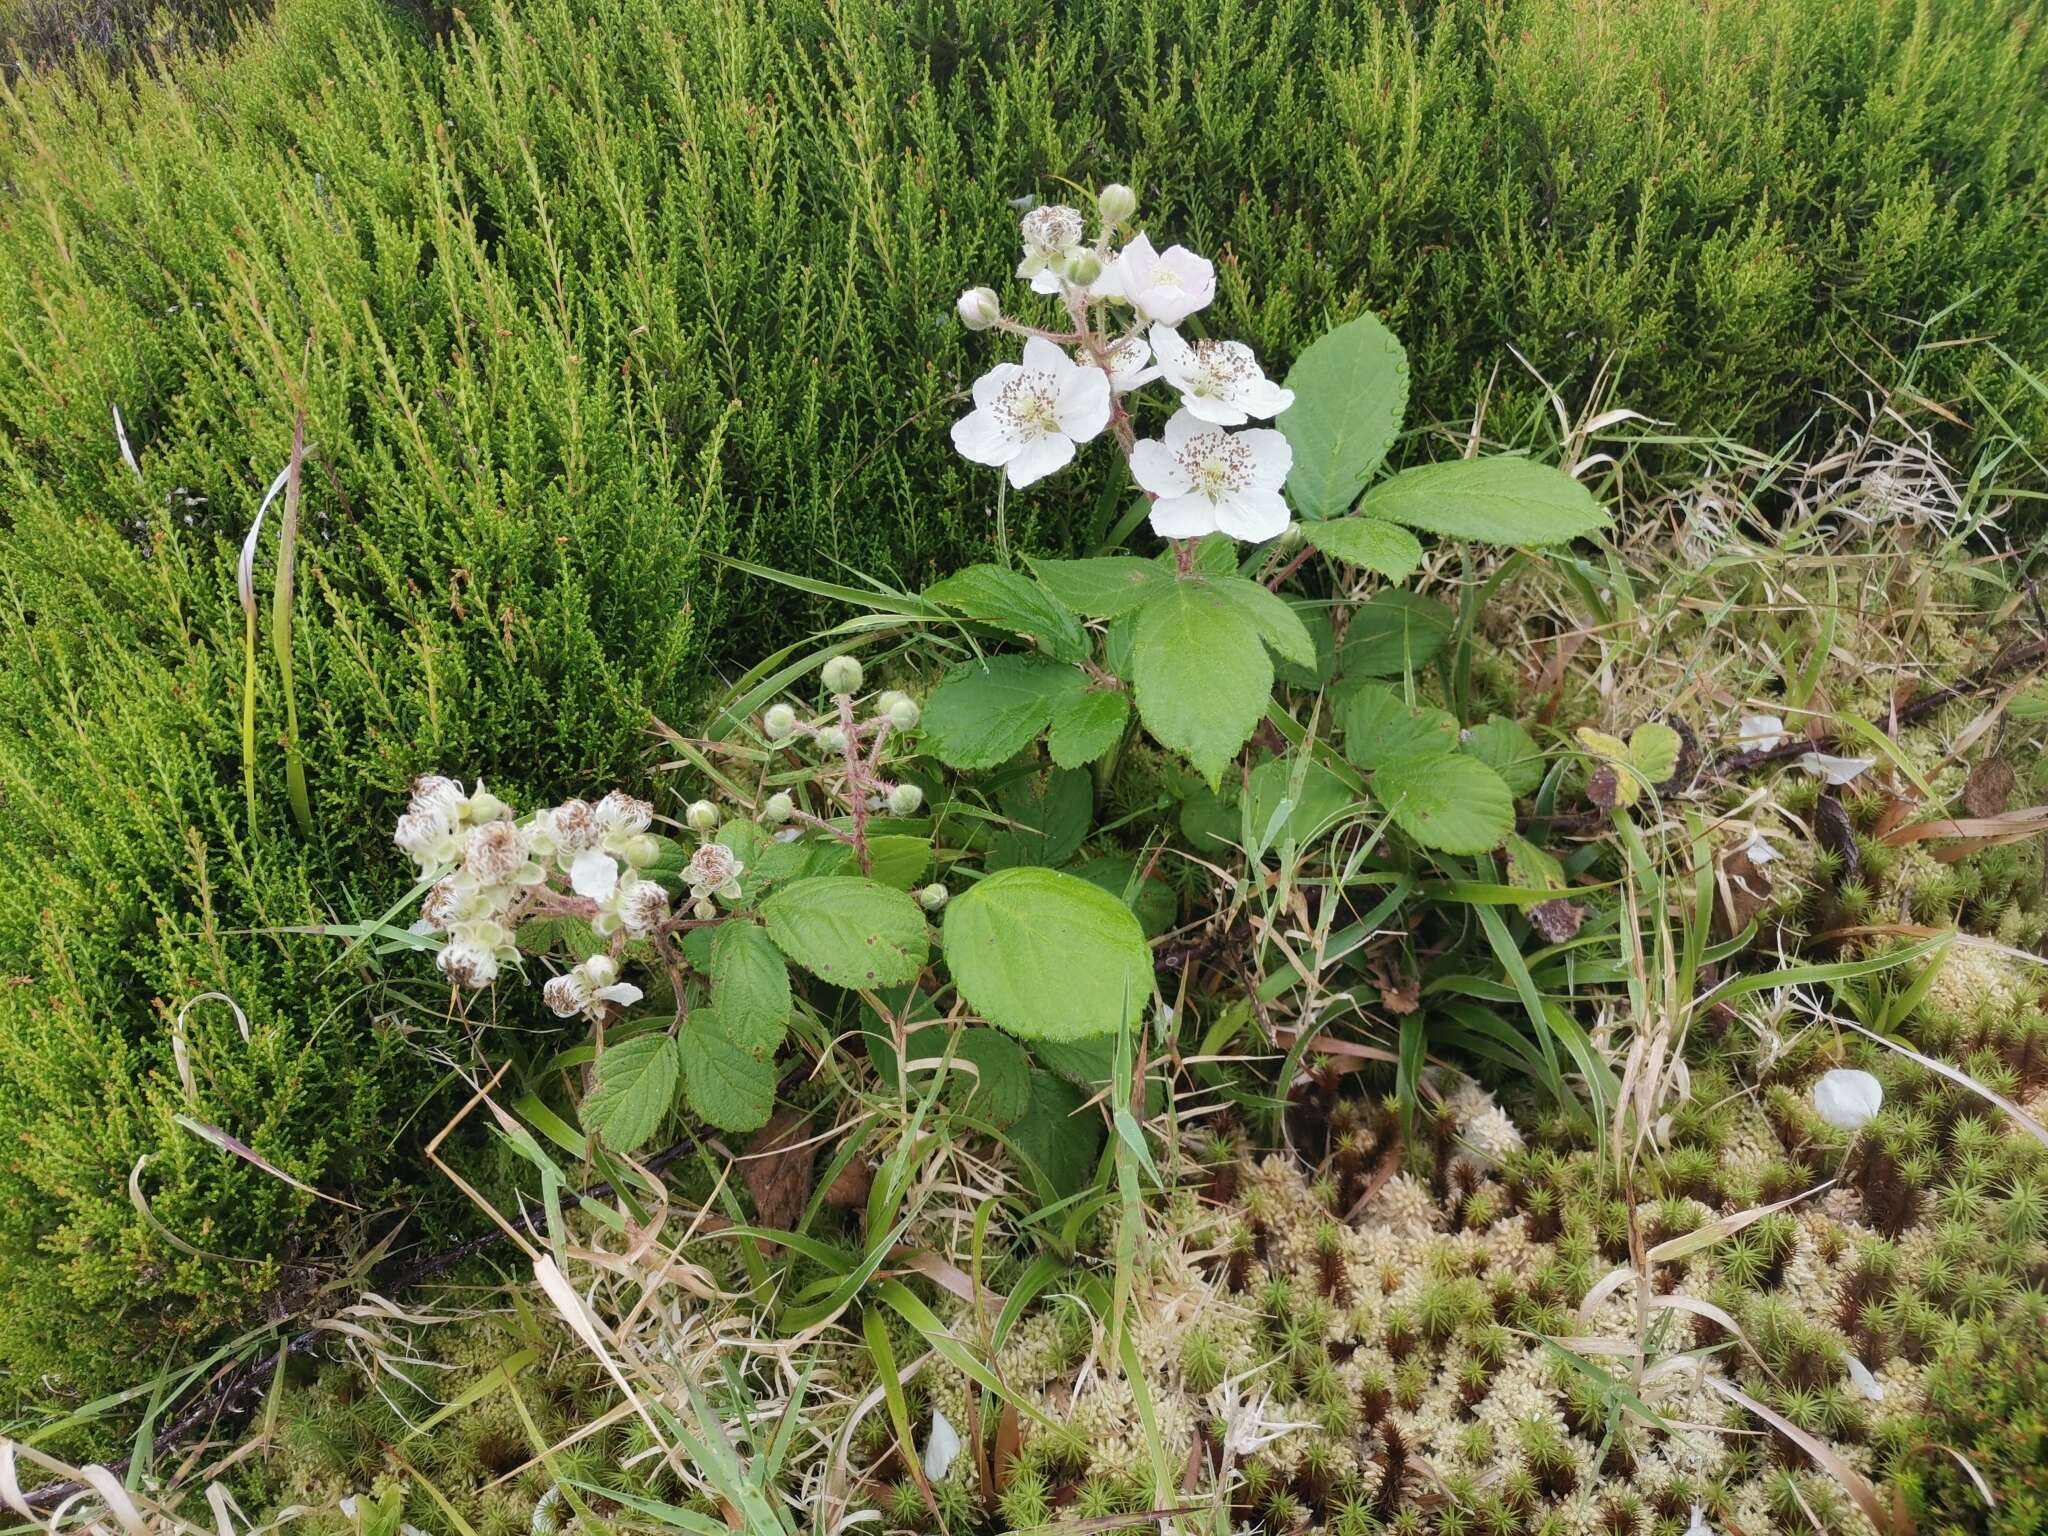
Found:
394,775 -> 671,998
951,182 -> 1295,544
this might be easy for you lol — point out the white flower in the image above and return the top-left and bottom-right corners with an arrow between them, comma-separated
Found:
395,806 -> 461,868
1092,233 -> 1215,325
408,774 -> 464,818
1149,324 -> 1293,425
618,876 -> 670,937
594,791 -> 652,846
463,820 -> 538,887
570,849 -> 620,903
543,953 -> 644,1019
1016,205 -> 1085,293
525,799 -> 601,865
1812,1067 -> 1883,1130
685,843 -> 745,902
1130,409 -> 1292,541
1797,751 -> 1875,785
437,937 -> 499,989
951,337 -> 1111,488
921,1409 -> 962,1481
1101,334 -> 1159,392
1737,714 -> 1788,751
1845,1355 -> 1885,1401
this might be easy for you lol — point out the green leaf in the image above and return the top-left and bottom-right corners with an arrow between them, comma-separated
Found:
1336,589 -> 1456,677
1046,689 -> 1130,768
708,921 -> 792,1054
919,654 -> 1087,769
1131,579 -> 1273,787
1361,457 -> 1611,545
923,564 -> 1088,663
1372,752 -> 1516,855
760,876 -> 929,988
1628,722 -> 1682,785
943,867 -> 1153,1041
1463,715 -> 1546,795
1026,556 -> 1168,618
988,767 -> 1092,870
1005,1071 -> 1102,1198
864,834 -> 932,890
1273,605 -> 1336,689
1503,833 -> 1568,893
1066,854 -> 1177,937
1277,312 -> 1411,520
1300,516 -> 1425,580
678,1010 -> 776,1133
1339,683 -> 1459,769
579,1033 -> 680,1152
515,914 -> 605,960
1202,575 -> 1318,668
1244,755 -> 1357,853
902,1028 -> 1033,1128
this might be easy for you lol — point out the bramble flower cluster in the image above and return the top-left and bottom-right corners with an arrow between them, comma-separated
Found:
951,182 -> 1296,545
394,775 -> 671,1002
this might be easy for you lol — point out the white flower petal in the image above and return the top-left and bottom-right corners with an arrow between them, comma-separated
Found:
1738,713 -> 1788,750
1027,266 -> 1062,294
1214,488 -> 1291,543
1237,427 -> 1294,489
1812,1068 -> 1883,1131
1180,393 -> 1249,427
1740,830 -> 1778,865
1797,750 -> 1875,785
950,408 -> 1016,467
1004,432 -> 1076,488
593,982 -> 644,1008
1055,366 -> 1111,441
1845,1355 -> 1884,1401
569,849 -> 620,902
1129,438 -> 1189,498
970,362 -> 1019,412
1020,335 -> 1073,376
1162,407 -> 1207,451
1147,494 -> 1220,539
921,1409 -> 962,1481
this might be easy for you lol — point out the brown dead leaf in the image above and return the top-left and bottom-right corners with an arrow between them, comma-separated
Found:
824,1154 -> 873,1209
1715,847 -> 1774,941
1586,763 -> 1620,810
741,1108 -> 814,1230
1962,755 -> 2016,818
1528,898 -> 1586,943
1814,793 -> 1860,888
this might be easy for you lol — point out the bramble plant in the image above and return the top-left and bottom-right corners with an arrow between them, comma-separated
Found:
387,185 -> 1620,1157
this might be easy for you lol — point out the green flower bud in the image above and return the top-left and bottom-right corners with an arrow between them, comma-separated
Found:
762,702 -> 798,741
817,725 -> 849,754
1061,249 -> 1104,287
888,696 -> 921,731
955,286 -> 1002,331
1097,182 -> 1137,226
887,783 -> 925,816
622,832 -> 662,868
685,799 -> 720,833
821,655 -> 864,695
917,883 -> 949,911
763,791 -> 794,824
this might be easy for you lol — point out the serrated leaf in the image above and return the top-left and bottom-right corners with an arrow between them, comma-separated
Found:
864,834 -> 931,890
679,1010 -> 776,1133
1339,683 -> 1459,769
923,564 -> 1088,663
1026,556 -> 1168,618
1372,752 -> 1515,854
1273,605 -> 1335,689
1503,833 -> 1568,893
1244,755 -> 1357,854
516,915 -> 605,960
1628,722 -> 1682,785
1202,575 -> 1318,668
1462,715 -> 1546,796
1046,689 -> 1130,768
1005,1070 -> 1102,1198
1337,589 -> 1456,676
708,921 -> 791,1054
1278,312 -> 1411,521
760,876 -> 928,988
942,867 -> 1153,1041
988,766 -> 1092,871
1300,517 -> 1425,580
1361,457 -> 1612,545
579,1033 -> 680,1152
919,654 -> 1087,769
1065,854 -> 1177,937
1130,579 -> 1272,787
899,1027 -> 1032,1128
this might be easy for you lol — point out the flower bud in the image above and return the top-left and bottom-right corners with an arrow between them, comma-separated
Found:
1061,249 -> 1104,287
887,783 -> 925,816
762,702 -> 798,741
917,883 -> 949,912
817,725 -> 849,754
763,791 -> 794,824
1097,182 -> 1137,226
955,286 -> 1001,332
887,695 -> 921,731
685,799 -> 720,834
692,897 -> 717,922
821,655 -> 864,695
622,832 -> 662,868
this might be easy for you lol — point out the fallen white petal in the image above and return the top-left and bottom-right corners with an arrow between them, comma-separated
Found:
1738,713 -> 1788,751
921,1409 -> 962,1481
1797,751 -> 1875,785
1739,829 -> 1778,866
1813,1067 -> 1884,1131
1845,1355 -> 1885,1401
